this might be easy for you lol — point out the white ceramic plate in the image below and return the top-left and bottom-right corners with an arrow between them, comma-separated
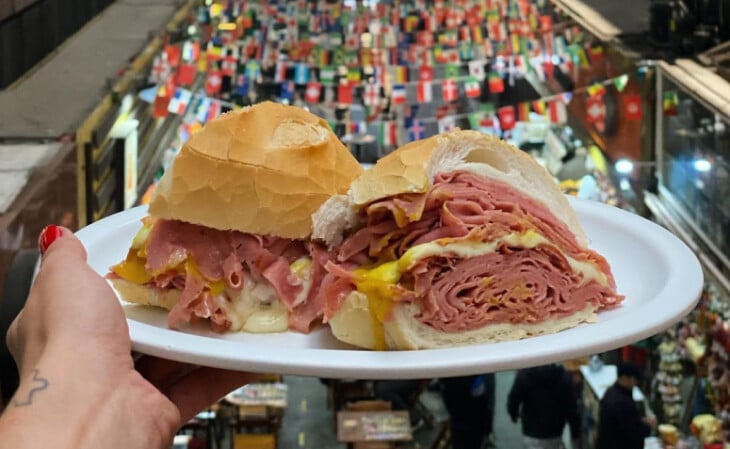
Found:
77,197 -> 703,379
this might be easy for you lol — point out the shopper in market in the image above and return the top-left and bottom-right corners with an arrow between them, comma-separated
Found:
440,374 -> 496,449
0,226 -> 260,448
595,362 -> 657,449
507,363 -> 581,449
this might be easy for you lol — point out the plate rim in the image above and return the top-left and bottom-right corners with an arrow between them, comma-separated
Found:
76,197 -> 703,379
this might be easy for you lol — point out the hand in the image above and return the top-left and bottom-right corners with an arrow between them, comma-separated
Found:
2,226 -> 261,449
642,415 -> 658,430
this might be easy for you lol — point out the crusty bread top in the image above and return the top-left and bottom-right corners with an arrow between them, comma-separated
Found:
149,101 -> 363,239
313,130 -> 587,247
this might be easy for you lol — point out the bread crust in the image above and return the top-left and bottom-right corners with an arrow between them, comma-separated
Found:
149,101 -> 363,239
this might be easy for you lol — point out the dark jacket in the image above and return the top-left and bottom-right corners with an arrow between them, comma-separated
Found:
507,364 -> 580,440
595,382 -> 651,449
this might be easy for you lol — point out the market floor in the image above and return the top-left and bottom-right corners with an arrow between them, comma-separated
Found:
277,372 -> 529,449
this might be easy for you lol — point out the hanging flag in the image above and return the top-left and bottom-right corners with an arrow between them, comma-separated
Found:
164,45 -> 181,68
442,79 -> 458,102
347,67 -> 362,83
417,81 -> 433,103
532,100 -> 547,116
390,66 -> 408,84
498,106 -> 516,130
392,84 -> 407,105
152,85 -> 172,119
195,97 -> 211,123
372,66 -> 386,85
471,25 -> 484,42
274,62 -> 288,82
280,81 -> 295,102
409,119 -> 426,141
320,66 -> 336,85
624,94 -> 643,120
586,95 -> 606,124
150,54 -> 171,84
587,83 -> 607,97
459,41 -> 473,61
469,60 -> 486,81
205,70 -> 223,95
294,63 -> 310,84
168,88 -> 192,115
663,91 -> 679,116
517,102 -> 531,122
438,115 -> 456,133
305,81 -> 322,103
445,64 -> 460,79
235,73 -> 250,96
464,77 -> 481,98
379,121 -> 397,147
417,31 -> 435,47
221,56 -> 237,77
419,66 -> 434,82
364,84 -> 381,106
177,63 -> 196,86
182,40 -> 200,63
246,61 -> 260,81
206,99 -> 221,123
543,60 -> 554,79
549,100 -> 568,124
488,72 -> 504,94
338,83 -> 353,104
613,74 -> 629,93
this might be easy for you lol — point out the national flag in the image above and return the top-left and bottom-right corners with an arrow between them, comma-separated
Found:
195,97 -> 211,123
459,41 -> 473,61
445,64 -> 460,79
372,66 -> 386,85
197,51 -> 208,73
517,102 -> 531,122
488,72 -> 504,93
419,66 -> 434,82
613,74 -> 629,93
460,26 -> 472,42
586,95 -> 606,123
464,77 -> 481,98
167,88 -> 192,115
177,63 -> 196,86
469,60 -> 486,80
471,26 -> 484,42
442,79 -> 458,102
208,42 -> 223,61
205,70 -> 223,95
206,99 -> 221,123
392,84 -> 407,105
235,74 -> 250,96
246,61 -> 260,81
152,85 -> 172,118
182,41 -> 200,63
549,99 -> 568,124
274,61 -> 288,82
345,34 -> 359,50
587,83 -> 606,97
150,54 -> 171,84
164,44 -> 181,68
417,81 -> 433,103
378,121 -> 398,147
364,84 -> 381,106
338,83 -> 353,104
347,67 -> 362,83
294,63 -> 310,84
417,31 -> 435,47
498,106 -> 516,130
391,66 -> 408,83
409,119 -> 426,141
305,81 -> 321,103
280,81 -> 295,102
438,115 -> 456,133
624,94 -> 643,120
320,66 -> 336,85
532,100 -> 547,116
543,60 -> 554,79
662,91 -> 678,116
221,56 -> 237,77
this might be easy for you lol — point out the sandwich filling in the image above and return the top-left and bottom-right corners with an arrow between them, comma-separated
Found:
322,170 -> 623,348
108,218 -> 330,333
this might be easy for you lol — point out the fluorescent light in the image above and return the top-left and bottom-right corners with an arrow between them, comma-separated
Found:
694,158 -> 712,172
615,159 -> 634,175
219,22 -> 237,31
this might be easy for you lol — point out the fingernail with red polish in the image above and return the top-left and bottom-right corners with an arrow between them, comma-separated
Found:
39,225 -> 63,255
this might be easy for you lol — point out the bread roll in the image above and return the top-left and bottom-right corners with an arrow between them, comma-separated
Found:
150,101 -> 363,238
315,130 -> 608,350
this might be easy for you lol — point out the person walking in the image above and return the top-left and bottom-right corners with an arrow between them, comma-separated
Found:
440,374 -> 496,449
507,364 -> 581,449
595,362 -> 656,449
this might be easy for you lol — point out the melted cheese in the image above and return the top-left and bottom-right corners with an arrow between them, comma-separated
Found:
351,230 -> 609,349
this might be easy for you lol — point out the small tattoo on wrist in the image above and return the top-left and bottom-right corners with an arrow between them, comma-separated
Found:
12,369 -> 49,407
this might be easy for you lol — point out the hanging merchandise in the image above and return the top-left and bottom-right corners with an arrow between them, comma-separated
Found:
409,119 -> 426,141
517,102 -> 531,122
548,100 -> 568,124
150,54 -> 172,84
624,94 -> 643,121
364,84 -> 381,106
177,63 -> 197,86
152,85 -> 172,119
438,115 -> 456,133
392,84 -> 407,105
468,60 -> 486,81
419,66 -> 434,83
280,80 -> 295,102
205,69 -> 223,95
221,55 -> 237,77
274,61 -> 287,82
378,121 -> 397,147
168,88 -> 192,115
585,95 -> 606,124
488,71 -> 505,94
164,44 -> 182,68
338,83 -> 353,104
294,62 -> 311,84
663,91 -> 679,116
235,73 -> 249,97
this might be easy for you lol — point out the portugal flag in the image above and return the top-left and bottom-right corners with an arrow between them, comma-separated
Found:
488,72 -> 504,94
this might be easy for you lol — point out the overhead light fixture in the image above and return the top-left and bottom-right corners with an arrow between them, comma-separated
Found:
693,158 -> 712,172
219,22 -> 237,31
614,158 -> 635,175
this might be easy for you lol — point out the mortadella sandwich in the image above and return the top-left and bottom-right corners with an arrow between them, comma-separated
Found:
312,130 -> 623,350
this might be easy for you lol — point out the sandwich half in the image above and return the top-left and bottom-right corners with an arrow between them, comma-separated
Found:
108,101 -> 363,333
312,130 -> 623,350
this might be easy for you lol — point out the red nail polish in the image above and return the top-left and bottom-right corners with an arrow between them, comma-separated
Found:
39,225 -> 63,255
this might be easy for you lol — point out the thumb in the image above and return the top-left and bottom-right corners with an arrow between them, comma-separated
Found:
39,225 -> 87,265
